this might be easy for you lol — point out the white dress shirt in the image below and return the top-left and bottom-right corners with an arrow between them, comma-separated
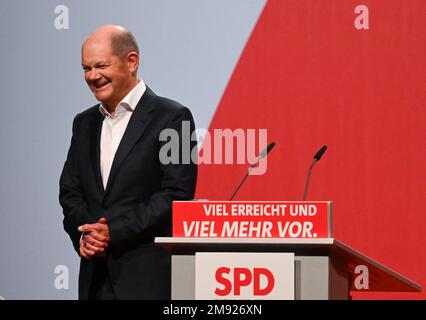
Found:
99,80 -> 146,189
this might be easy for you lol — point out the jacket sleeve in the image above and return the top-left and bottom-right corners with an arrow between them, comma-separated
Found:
59,114 -> 91,254
107,107 -> 198,249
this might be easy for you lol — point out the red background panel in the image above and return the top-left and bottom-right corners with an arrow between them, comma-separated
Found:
195,0 -> 426,299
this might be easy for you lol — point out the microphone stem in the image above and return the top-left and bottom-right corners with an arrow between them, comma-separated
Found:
229,168 -> 251,201
303,160 -> 317,201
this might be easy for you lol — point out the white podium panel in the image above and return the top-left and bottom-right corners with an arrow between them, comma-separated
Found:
195,252 -> 294,300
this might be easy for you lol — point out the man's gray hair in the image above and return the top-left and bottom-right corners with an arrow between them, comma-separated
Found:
111,30 -> 139,58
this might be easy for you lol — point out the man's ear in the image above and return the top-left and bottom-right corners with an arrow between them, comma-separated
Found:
127,52 -> 139,74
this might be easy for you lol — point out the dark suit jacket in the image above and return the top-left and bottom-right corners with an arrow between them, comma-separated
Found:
59,87 -> 197,299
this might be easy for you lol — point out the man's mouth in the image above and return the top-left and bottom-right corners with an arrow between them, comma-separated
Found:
92,81 -> 110,91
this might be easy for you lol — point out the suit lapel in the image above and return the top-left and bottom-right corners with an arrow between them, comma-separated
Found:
104,87 -> 156,196
89,109 -> 104,194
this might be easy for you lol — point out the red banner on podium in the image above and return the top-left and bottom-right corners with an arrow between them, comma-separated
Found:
173,201 -> 332,238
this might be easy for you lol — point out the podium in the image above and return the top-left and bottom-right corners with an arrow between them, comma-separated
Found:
155,237 -> 421,300
156,201 -> 421,300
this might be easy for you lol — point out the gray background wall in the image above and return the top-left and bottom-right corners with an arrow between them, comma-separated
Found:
0,0 -> 265,299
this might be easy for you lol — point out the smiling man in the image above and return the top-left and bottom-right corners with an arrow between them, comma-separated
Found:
59,25 -> 197,300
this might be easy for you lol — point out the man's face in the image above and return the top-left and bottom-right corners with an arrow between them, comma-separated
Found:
81,40 -> 132,109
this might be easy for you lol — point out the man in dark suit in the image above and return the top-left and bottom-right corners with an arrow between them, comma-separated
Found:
59,25 -> 197,299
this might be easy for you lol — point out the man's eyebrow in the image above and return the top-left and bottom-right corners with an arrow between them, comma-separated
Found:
82,61 -> 109,67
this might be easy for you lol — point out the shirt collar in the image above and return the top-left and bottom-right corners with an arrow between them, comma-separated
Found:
99,79 -> 146,118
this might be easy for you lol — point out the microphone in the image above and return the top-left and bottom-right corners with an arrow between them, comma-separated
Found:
314,145 -> 327,161
303,145 -> 327,201
229,142 -> 276,201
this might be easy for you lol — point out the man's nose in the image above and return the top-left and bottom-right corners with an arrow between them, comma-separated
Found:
87,69 -> 101,82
